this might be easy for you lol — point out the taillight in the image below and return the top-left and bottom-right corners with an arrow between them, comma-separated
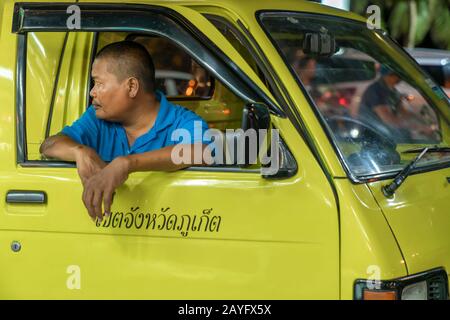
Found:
354,268 -> 448,300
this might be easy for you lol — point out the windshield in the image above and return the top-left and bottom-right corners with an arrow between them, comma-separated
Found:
259,12 -> 450,178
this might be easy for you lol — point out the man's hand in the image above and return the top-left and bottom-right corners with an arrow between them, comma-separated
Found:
82,156 -> 130,222
74,146 -> 107,185
80,144 -> 208,223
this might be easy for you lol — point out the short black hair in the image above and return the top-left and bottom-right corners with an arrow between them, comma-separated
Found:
95,40 -> 155,93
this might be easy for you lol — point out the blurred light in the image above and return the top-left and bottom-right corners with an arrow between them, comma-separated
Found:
350,129 -> 360,138
185,87 -> 194,96
339,97 -> 348,107
323,91 -> 332,99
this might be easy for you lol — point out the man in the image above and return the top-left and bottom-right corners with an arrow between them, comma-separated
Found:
359,66 -> 433,141
40,41 -> 209,223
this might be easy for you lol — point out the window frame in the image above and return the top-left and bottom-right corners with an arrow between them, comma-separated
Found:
12,2 -> 289,175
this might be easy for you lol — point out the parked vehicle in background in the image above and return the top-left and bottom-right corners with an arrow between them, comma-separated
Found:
407,48 -> 450,98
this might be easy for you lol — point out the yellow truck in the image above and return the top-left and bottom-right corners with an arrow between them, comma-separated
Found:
0,0 -> 449,299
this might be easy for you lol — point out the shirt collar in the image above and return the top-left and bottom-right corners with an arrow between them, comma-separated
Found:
152,90 -> 175,133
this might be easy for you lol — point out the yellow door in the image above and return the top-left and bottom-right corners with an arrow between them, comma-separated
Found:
196,2 -> 450,299
0,1 -> 339,299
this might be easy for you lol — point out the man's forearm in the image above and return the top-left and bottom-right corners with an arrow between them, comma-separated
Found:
374,105 -> 402,127
40,134 -> 87,161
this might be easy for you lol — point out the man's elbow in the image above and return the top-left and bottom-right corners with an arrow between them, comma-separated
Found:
39,137 -> 51,155
39,134 -> 64,157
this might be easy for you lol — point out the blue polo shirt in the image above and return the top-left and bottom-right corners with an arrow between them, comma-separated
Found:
61,91 -> 209,162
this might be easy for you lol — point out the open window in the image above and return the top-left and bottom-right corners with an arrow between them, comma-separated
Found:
14,3 -> 294,177
92,32 -> 244,131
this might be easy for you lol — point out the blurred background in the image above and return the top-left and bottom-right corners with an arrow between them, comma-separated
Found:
309,0 -> 450,50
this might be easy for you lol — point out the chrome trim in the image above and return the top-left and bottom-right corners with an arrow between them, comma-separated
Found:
6,190 -> 47,204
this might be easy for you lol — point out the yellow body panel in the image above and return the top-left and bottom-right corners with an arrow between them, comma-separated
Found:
369,168 -> 450,279
0,0 -> 449,299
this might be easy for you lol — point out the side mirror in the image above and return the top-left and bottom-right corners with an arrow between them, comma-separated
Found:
242,102 -> 271,133
241,103 -> 272,167
241,103 -> 297,178
223,102 -> 297,178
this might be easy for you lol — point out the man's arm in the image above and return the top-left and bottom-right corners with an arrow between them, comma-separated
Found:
40,133 -> 84,161
125,143 -> 211,172
40,134 -> 106,184
374,104 -> 436,137
82,143 -> 211,222
373,105 -> 403,127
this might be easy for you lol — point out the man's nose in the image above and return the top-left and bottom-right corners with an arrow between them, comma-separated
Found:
90,86 -> 96,98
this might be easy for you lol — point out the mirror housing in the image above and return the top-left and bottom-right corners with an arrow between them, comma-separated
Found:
241,103 -> 272,166
222,102 -> 297,179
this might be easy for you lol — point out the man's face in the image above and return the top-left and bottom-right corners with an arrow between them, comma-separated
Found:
90,58 -> 132,122
384,73 -> 401,88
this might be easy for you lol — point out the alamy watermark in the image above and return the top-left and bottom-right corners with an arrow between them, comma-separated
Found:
66,5 -> 81,30
170,121 -> 281,176
366,265 -> 382,290
66,265 -> 81,290
366,5 -> 382,30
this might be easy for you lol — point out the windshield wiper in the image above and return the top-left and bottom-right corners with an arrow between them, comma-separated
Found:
382,146 -> 450,197
402,146 -> 450,154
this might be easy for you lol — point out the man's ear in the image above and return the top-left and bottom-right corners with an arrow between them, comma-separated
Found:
127,77 -> 140,98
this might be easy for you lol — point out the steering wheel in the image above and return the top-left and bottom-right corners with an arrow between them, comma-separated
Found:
325,115 -> 401,167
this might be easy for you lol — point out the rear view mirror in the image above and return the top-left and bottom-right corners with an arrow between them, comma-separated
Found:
303,31 -> 338,57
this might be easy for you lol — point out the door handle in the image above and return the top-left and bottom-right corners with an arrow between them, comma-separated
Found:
6,191 -> 47,204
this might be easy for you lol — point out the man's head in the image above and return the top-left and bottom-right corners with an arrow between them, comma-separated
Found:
380,65 -> 401,87
90,40 -> 155,122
